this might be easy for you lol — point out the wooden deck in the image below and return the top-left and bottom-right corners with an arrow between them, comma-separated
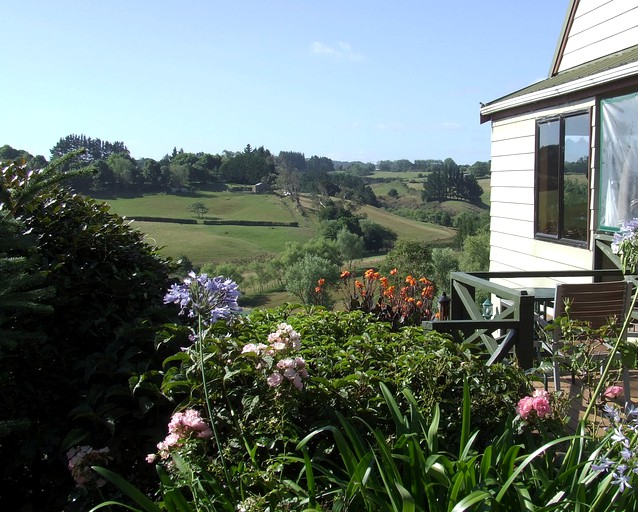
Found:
534,369 -> 638,434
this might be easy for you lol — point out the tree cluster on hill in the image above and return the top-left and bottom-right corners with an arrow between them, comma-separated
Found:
422,158 -> 484,204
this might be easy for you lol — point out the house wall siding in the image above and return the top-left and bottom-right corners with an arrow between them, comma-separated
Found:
488,99 -> 595,288
558,0 -> 638,72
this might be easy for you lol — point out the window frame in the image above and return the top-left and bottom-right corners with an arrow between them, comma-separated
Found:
534,109 -> 591,246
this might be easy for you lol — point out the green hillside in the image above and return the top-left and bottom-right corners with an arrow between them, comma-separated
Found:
104,191 -> 456,267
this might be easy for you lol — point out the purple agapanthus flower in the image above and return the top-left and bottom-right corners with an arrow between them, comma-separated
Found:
612,218 -> 638,254
164,271 -> 241,324
611,218 -> 638,274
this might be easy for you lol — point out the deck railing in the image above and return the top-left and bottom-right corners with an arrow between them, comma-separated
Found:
423,268 -> 626,369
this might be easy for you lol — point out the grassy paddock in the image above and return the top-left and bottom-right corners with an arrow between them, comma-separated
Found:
106,191 -> 303,223
358,203 -> 456,242
369,170 -> 427,180
131,221 -> 315,266
106,191 -> 456,271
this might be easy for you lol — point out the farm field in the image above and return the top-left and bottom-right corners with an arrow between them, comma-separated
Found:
358,203 -> 455,243
129,222 -> 315,267
369,170 -> 427,180
104,191 -> 456,268
105,190 -> 302,223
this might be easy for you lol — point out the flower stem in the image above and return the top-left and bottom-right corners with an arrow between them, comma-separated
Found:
197,315 -> 233,496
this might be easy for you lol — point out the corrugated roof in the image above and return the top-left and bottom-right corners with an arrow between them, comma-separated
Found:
482,44 -> 638,108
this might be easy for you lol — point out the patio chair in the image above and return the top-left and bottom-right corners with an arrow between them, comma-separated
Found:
545,280 -> 633,403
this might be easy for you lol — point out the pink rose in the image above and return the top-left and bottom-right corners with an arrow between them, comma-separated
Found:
532,396 -> 552,418
267,372 -> 284,387
516,396 -> 534,420
604,385 -> 624,399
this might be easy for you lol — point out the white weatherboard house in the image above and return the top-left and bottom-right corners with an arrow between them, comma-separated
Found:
479,0 -> 638,290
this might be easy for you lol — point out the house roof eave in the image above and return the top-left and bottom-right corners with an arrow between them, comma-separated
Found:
480,45 -> 638,124
549,0 -> 579,77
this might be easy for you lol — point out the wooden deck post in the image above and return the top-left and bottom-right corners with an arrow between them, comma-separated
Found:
516,294 -> 535,369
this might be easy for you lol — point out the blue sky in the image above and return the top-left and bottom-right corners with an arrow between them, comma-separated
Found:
2,1 -> 569,165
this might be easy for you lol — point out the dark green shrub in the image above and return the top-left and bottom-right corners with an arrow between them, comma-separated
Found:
0,162 -> 177,510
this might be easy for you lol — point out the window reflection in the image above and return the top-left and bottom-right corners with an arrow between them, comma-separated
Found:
536,112 -> 589,242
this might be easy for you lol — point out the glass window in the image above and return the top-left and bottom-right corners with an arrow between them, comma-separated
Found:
535,112 -> 589,242
599,92 -> 638,230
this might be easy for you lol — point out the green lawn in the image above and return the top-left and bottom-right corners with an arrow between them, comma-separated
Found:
358,203 -> 455,243
369,180 -> 418,197
106,191 -> 302,223
103,191 -> 457,268
131,221 -> 315,267
369,170 -> 427,180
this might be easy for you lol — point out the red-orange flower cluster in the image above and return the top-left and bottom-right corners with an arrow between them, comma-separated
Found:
329,267 -> 436,329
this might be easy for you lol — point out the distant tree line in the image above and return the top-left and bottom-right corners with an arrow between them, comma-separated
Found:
1,135 -> 489,212
378,158 -> 490,178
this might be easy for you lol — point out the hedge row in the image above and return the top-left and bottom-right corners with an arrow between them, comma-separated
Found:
202,220 -> 298,227
129,216 -> 298,227
128,216 -> 198,224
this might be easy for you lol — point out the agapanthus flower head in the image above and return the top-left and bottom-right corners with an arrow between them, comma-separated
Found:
612,218 -> 638,253
594,402 -> 638,493
164,271 -> 241,325
612,218 -> 638,273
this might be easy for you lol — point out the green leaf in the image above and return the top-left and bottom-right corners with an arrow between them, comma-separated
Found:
90,466 -> 163,512
450,490 -> 493,512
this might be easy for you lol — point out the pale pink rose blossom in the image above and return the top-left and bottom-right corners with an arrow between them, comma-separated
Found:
516,396 -> 534,420
604,385 -> 624,399
267,372 -> 284,387
242,343 -> 267,355
271,341 -> 287,351
532,396 -> 552,418
292,375 -> 303,390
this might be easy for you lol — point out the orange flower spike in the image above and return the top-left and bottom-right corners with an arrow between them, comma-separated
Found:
416,300 -> 423,307
340,270 -> 351,279
380,276 -> 389,288
364,268 -> 374,278
383,286 -> 395,297
315,286 -> 322,293
405,275 -> 417,286
390,268 -> 398,276
317,278 -> 325,286
355,280 -> 364,289
373,272 -> 381,280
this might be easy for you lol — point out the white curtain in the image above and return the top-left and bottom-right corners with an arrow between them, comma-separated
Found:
600,92 -> 638,229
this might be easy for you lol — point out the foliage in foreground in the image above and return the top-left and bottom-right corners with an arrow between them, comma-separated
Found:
0,159 -> 176,510
83,268 -> 638,511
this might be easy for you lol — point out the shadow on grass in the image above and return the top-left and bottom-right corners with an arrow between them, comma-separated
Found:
240,294 -> 272,307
